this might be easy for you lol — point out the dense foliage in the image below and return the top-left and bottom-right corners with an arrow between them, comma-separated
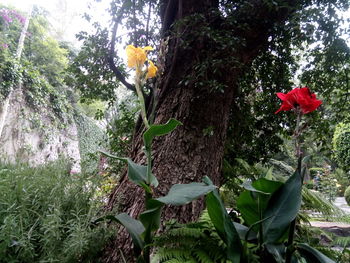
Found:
0,5 -> 72,120
0,160 -> 114,263
345,186 -> 350,206
333,122 -> 350,171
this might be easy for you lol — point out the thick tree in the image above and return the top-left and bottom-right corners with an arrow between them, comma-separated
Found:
70,0 -> 349,261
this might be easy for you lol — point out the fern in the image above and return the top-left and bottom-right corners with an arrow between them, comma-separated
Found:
153,211 -> 229,263
302,188 -> 343,218
334,236 -> 350,248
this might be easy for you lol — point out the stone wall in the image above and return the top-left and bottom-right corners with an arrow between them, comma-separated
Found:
0,89 -> 81,172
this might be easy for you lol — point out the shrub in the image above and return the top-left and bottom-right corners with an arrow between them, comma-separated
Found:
332,168 -> 350,196
344,186 -> 350,206
0,160 -> 114,263
333,123 -> 350,170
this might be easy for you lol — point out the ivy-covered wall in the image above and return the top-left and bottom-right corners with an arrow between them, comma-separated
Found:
74,112 -> 106,174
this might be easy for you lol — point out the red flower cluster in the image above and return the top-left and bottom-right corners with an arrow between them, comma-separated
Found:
275,87 -> 322,114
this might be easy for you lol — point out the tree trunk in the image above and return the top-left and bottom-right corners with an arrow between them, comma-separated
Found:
0,5 -> 32,139
103,1 -> 303,262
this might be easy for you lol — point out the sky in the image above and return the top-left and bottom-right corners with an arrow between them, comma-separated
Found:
1,0 -> 111,46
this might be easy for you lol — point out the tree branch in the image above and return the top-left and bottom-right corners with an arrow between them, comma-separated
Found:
108,17 -> 135,92
145,1 -> 152,46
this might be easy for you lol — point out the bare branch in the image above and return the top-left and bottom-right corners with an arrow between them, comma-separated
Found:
108,10 -> 135,92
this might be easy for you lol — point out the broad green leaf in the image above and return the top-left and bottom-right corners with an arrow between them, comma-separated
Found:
233,222 -> 257,241
237,178 -> 283,228
143,118 -> 182,148
253,178 -> 283,194
265,244 -> 286,263
126,159 -> 158,190
263,171 -> 302,244
297,243 -> 335,263
237,191 -> 260,227
127,159 -> 147,184
241,181 -> 270,194
93,213 -> 145,255
99,150 -> 156,190
115,213 -> 145,254
204,177 -> 242,263
156,182 -> 216,206
139,199 -> 163,233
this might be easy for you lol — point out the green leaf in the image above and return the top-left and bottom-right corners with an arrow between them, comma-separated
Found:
99,151 -> 154,191
233,222 -> 257,241
241,180 -> 270,194
263,171 -> 302,244
126,158 -> 155,192
93,213 -> 145,255
297,243 -> 335,263
139,199 -> 163,233
206,184 -> 242,263
237,178 -> 283,228
156,182 -> 216,206
115,213 -> 145,254
143,118 -> 182,148
265,244 -> 286,263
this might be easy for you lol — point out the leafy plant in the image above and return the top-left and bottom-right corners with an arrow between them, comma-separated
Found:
333,123 -> 350,171
344,186 -> 350,206
0,160 -> 114,263
96,46 -> 217,263
152,211 -> 232,263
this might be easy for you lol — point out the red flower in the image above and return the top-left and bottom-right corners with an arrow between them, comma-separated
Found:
275,87 -> 322,114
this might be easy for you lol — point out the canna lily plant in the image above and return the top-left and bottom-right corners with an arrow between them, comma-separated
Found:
96,46 -> 218,263
151,87 -> 332,263
97,44 -> 334,262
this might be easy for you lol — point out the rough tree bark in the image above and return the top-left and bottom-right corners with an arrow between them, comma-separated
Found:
103,1 -> 305,262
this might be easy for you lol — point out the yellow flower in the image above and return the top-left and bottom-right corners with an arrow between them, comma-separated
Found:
146,60 -> 158,79
125,45 -> 153,68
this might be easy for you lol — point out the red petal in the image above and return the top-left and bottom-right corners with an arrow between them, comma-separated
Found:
276,92 -> 287,100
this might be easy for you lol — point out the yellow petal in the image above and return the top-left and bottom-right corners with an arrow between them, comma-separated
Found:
125,45 -> 137,68
125,45 -> 154,69
146,60 -> 158,79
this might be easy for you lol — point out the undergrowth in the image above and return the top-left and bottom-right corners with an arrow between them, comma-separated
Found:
0,160 -> 114,263
152,211 -> 230,263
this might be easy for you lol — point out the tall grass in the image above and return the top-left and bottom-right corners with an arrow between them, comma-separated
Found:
0,160 -> 114,263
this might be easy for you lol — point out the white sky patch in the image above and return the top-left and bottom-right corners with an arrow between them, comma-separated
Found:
2,0 -> 112,47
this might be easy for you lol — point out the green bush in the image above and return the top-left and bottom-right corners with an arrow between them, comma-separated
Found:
332,168 -> 350,196
0,160 -> 114,263
333,122 -> 350,170
344,186 -> 350,206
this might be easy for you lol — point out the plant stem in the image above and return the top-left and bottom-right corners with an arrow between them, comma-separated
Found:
285,109 -> 303,263
135,69 -> 150,129
146,147 -> 153,185
143,190 -> 152,263
134,68 -> 153,263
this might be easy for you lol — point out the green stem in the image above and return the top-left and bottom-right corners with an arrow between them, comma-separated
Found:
285,109 -> 303,263
146,147 -> 153,185
143,190 -> 152,263
135,72 -> 150,129
134,69 -> 152,263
